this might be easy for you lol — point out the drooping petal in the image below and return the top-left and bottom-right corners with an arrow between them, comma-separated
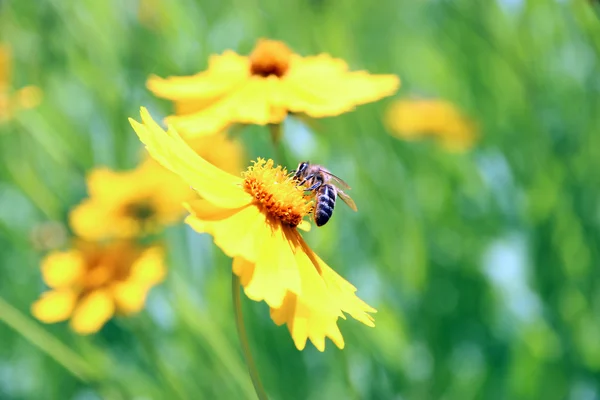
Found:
268,227 -> 375,351
270,292 -> 346,352
242,222 -> 301,308
31,290 -> 77,323
265,228 -> 345,351
316,255 -> 377,327
40,250 -> 85,288
129,108 -> 252,208
70,290 -> 115,334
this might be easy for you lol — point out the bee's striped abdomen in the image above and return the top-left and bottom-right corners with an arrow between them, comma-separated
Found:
314,184 -> 336,226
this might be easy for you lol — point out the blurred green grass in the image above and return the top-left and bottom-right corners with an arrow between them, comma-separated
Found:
1,0 -> 600,399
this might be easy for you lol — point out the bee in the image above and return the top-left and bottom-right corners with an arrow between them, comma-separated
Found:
292,161 -> 357,227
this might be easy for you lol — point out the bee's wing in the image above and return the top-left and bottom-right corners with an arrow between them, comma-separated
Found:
321,171 -> 352,190
337,189 -> 358,212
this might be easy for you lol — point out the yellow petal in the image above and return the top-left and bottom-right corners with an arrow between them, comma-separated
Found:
31,290 -> 77,323
70,290 -> 115,334
167,78 -> 286,136
268,228 -> 374,351
232,257 -> 255,287
147,51 -> 249,101
166,109 -> 231,136
112,282 -> 150,314
231,77 -> 274,124
185,199 -> 243,221
40,250 -> 84,288
318,258 -> 377,327
186,131 -> 245,176
185,201 -> 268,263
243,224 -> 301,308
69,199 -> 112,240
129,108 -> 253,208
128,246 -> 166,286
282,54 -> 400,118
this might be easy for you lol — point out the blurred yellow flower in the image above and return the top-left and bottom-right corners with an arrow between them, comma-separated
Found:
0,44 -> 42,123
147,38 -> 400,136
32,241 -> 165,334
70,160 -> 192,240
71,129 -> 244,241
385,99 -> 477,151
130,108 -> 376,351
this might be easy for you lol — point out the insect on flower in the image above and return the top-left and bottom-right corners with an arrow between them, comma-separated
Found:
129,108 -> 376,351
292,161 -> 357,227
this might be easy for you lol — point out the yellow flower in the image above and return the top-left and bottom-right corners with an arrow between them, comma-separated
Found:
70,160 -> 192,240
32,241 -> 165,334
147,38 -> 400,136
129,108 -> 376,351
0,44 -> 42,123
385,99 -> 477,151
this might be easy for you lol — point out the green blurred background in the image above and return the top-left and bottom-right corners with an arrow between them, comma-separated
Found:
2,0 -> 600,399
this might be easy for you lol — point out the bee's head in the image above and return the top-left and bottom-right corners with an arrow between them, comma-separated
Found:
292,161 -> 310,179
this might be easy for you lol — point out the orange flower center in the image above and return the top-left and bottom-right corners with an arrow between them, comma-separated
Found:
243,158 -> 312,227
249,39 -> 292,78
77,241 -> 140,290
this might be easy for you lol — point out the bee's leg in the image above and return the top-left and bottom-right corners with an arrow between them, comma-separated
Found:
306,180 -> 322,191
298,174 -> 315,187
305,175 -> 324,191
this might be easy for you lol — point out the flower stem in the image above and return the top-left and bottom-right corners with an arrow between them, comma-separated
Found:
231,272 -> 268,400
268,123 -> 283,147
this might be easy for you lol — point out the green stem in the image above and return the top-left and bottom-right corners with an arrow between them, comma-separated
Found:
0,296 -> 99,382
231,273 -> 268,400
268,123 -> 283,147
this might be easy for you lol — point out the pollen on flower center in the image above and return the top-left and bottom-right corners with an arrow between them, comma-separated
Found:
249,39 -> 292,78
243,158 -> 312,227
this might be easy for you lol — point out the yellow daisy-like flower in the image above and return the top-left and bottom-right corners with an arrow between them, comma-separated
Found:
129,108 -> 376,351
32,241 -> 165,334
70,160 -> 193,240
385,99 -> 477,151
147,38 -> 400,137
0,44 -> 42,124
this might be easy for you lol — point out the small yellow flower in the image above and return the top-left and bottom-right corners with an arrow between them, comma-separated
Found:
70,160 -> 192,240
385,99 -> 477,151
0,44 -> 42,123
129,108 -> 376,351
147,38 -> 400,136
31,241 -> 165,334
